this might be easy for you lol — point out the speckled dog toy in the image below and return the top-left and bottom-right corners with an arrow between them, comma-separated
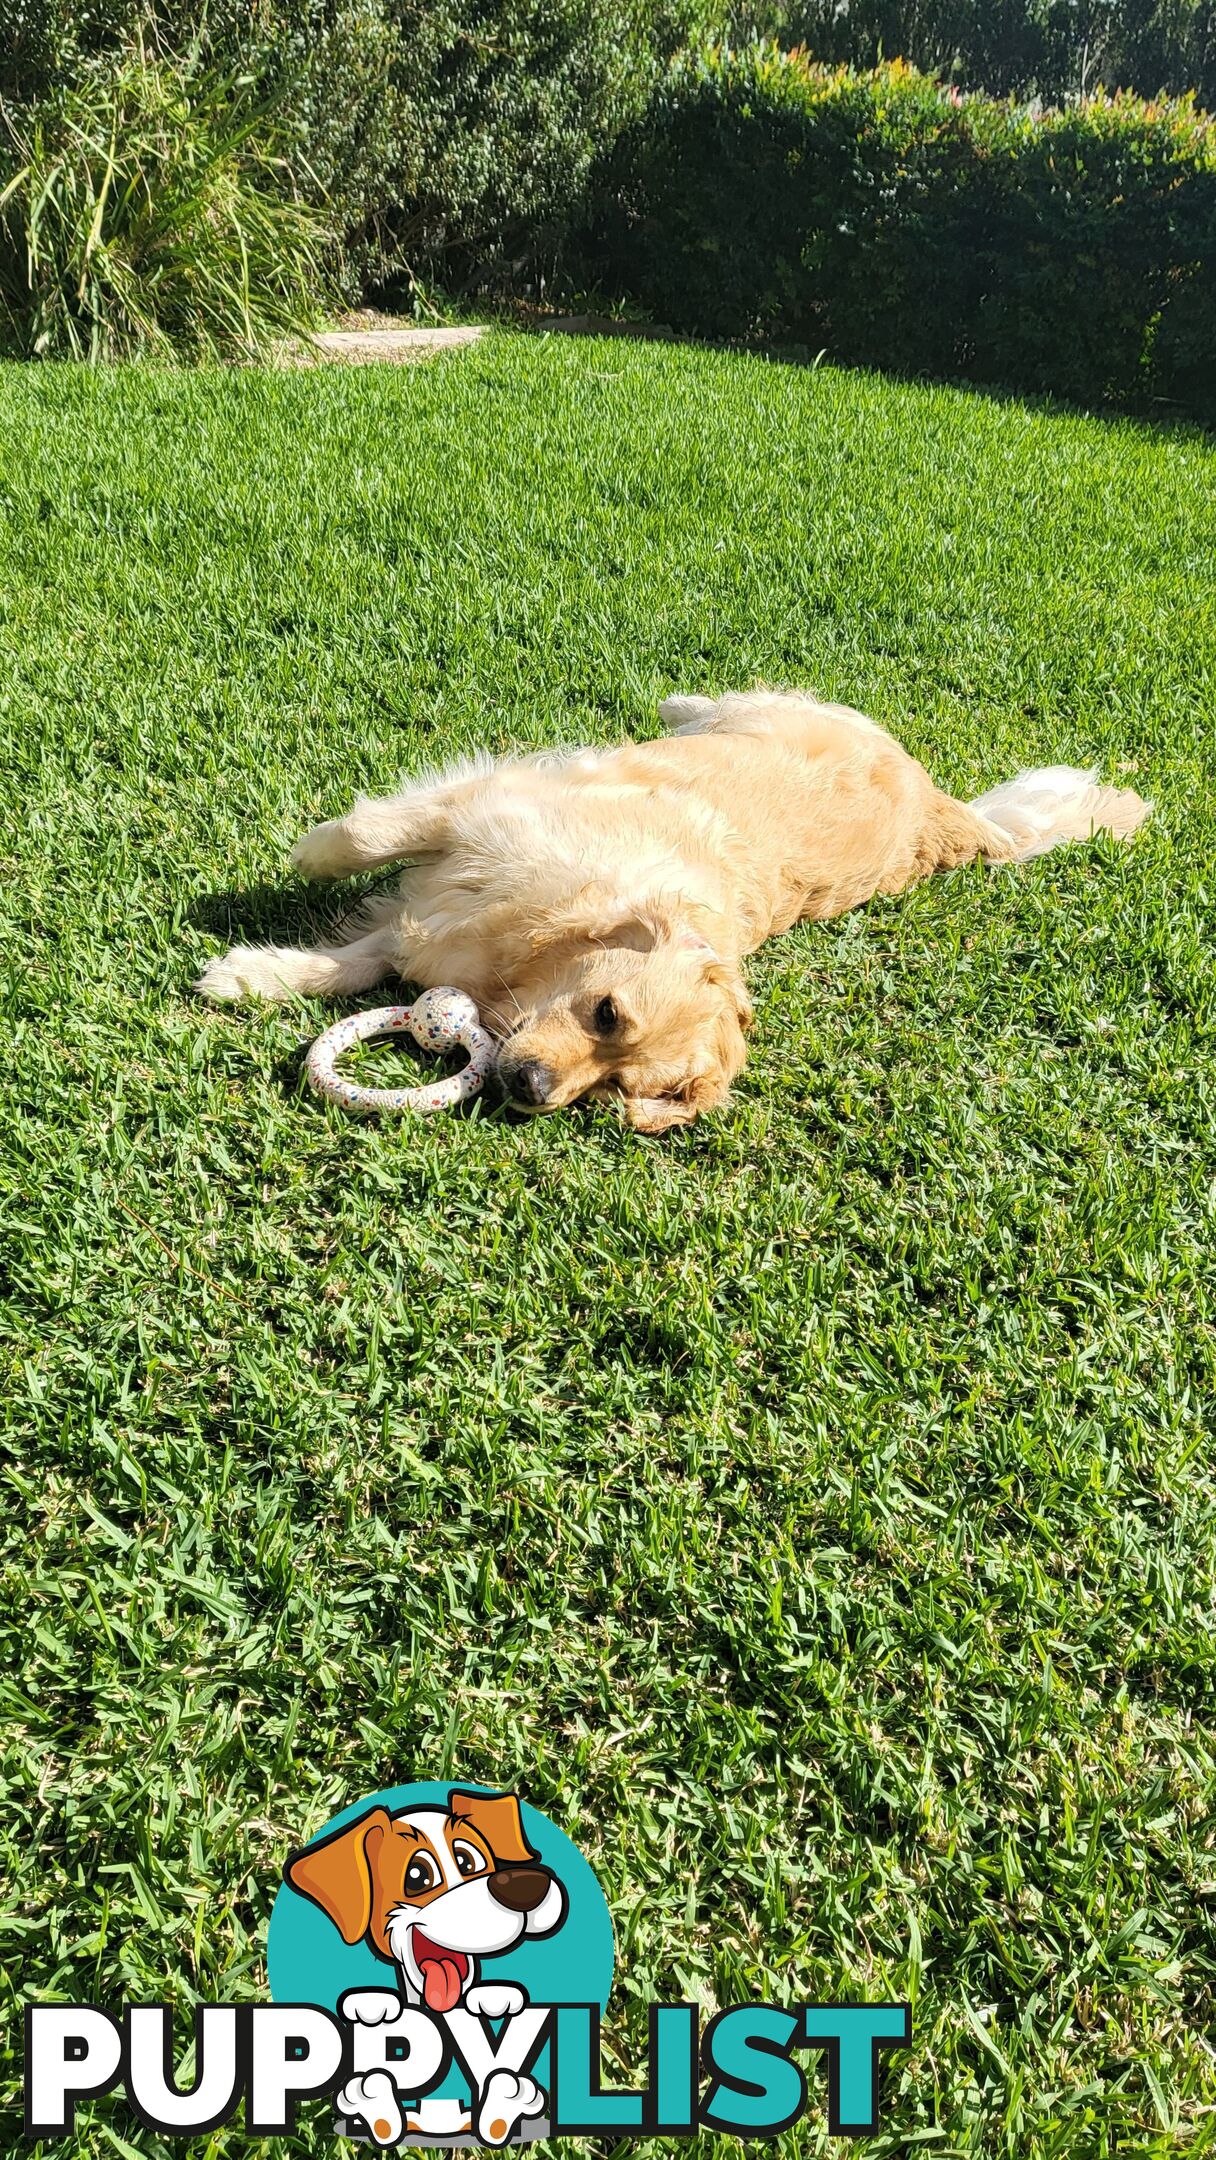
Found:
305,987 -> 495,1116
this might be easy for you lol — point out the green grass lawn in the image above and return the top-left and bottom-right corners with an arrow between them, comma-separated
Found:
2,334 -> 1215,2159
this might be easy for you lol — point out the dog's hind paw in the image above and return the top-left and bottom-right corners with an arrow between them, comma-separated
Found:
337,2070 -> 402,2146
477,2069 -> 546,2146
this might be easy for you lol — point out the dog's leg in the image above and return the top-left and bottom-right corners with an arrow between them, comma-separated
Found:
194,926 -> 397,1004
659,694 -> 719,734
291,792 -> 454,880
290,758 -> 496,880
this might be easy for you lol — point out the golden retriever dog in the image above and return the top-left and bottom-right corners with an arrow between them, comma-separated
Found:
196,689 -> 1150,1131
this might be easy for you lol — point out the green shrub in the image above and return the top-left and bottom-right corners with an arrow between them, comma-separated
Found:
372,0 -> 699,292
0,0 -> 691,308
0,36 -> 331,360
596,47 -> 1216,419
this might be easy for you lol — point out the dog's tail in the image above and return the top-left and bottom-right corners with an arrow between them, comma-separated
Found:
968,765 -> 1152,862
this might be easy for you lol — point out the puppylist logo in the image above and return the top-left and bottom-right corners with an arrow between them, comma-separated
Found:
24,1783 -> 911,2143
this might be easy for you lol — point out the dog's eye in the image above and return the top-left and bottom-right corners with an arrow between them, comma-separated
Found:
404,1853 -> 440,1895
594,996 -> 619,1034
452,1840 -> 487,1879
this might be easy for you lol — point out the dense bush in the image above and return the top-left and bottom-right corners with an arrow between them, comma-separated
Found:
0,0 -> 404,291
596,47 -> 1216,418
0,0 -> 693,307
377,0 -> 694,292
0,38 -> 329,359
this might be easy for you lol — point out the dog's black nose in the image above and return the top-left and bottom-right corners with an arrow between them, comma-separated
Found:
510,1059 -> 552,1107
488,1866 -> 553,1914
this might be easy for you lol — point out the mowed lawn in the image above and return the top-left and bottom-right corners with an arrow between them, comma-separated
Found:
2,334 -> 1215,2160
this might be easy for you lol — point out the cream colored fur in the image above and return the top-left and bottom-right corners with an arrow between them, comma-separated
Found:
196,689 -> 1150,1131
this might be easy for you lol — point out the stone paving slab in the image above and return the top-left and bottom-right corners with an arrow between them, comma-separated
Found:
296,324 -> 488,365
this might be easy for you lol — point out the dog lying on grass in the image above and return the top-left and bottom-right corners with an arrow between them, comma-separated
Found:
197,688 -> 1150,1131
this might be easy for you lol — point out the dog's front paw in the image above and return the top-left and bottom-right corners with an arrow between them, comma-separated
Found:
478,2069 -> 546,2146
338,1988 -> 406,2027
194,945 -> 293,1003
194,947 -> 253,1003
337,2069 -> 402,2145
290,818 -> 354,880
465,1981 -> 528,2020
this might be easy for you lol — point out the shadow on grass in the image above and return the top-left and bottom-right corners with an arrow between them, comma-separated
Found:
507,303 -> 1213,445
760,345 -> 1216,449
191,883 -> 534,1124
188,872 -> 398,949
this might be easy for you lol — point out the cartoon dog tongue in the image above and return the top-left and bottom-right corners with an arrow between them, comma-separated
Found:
422,1957 -> 464,2013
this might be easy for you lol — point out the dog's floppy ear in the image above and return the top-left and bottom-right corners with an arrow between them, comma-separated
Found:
680,927 -> 753,1034
592,906 -> 730,961
624,959 -> 751,1135
708,959 -> 753,1033
529,900 -> 666,958
449,1789 -> 537,1866
624,1094 -> 701,1134
285,1806 -> 393,1943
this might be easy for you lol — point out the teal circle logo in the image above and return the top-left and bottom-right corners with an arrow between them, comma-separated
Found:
267,1783 -> 613,2130
25,1781 -> 913,2146
269,1783 -> 612,2014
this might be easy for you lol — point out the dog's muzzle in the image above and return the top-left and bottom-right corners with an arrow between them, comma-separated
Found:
498,1056 -> 555,1110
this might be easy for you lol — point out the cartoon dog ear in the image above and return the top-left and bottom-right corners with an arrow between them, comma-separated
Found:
285,1807 -> 393,1944
448,1789 -> 537,1867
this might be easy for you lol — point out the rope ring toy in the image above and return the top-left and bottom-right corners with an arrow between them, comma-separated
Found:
305,987 -> 496,1116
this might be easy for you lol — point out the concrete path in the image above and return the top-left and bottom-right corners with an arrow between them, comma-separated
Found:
296,324 -> 487,365
289,315 -> 675,366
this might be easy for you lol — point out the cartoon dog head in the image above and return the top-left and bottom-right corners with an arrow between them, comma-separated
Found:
286,1790 -> 567,2012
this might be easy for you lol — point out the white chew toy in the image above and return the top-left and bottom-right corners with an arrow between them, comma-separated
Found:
305,987 -> 495,1116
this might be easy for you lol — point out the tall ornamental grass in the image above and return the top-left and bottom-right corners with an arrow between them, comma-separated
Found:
0,38 -> 332,361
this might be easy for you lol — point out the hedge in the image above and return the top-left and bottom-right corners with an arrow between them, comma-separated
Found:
595,48 -> 1216,420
